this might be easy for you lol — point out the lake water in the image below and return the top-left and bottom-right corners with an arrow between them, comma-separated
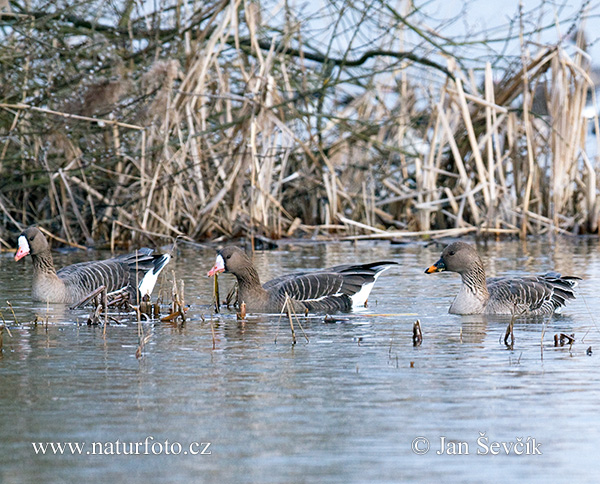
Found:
1,238 -> 599,483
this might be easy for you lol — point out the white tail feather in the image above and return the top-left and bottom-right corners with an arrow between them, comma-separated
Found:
350,266 -> 392,307
138,254 -> 171,296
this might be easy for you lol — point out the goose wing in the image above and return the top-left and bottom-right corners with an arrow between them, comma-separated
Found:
57,259 -> 131,295
487,273 -> 580,314
264,261 -> 397,311
57,249 -> 169,297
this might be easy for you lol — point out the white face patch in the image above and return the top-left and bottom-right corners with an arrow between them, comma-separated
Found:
207,254 -> 226,277
14,235 -> 31,261
18,235 -> 30,253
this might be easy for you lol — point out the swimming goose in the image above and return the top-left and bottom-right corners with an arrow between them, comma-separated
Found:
425,241 -> 580,315
14,227 -> 171,305
207,246 -> 397,313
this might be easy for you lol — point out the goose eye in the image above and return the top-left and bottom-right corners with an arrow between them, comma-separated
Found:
448,251 -> 455,256
226,255 -> 231,260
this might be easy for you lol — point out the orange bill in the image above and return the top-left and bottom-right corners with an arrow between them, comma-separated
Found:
424,259 -> 445,273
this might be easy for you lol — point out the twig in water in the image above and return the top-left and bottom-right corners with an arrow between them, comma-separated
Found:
412,320 -> 423,347
504,313 -> 516,349
213,273 -> 220,313
554,333 -> 575,347
541,323 -> 546,361
237,302 -> 247,320
284,296 -> 296,345
287,296 -> 309,343
103,286 -> 108,331
135,332 -> 152,359
6,301 -> 18,325
70,285 -> 106,309
278,295 -> 309,345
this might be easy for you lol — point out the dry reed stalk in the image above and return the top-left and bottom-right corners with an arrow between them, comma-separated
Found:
342,226 -> 519,241
6,301 -> 17,325
484,62 -> 497,224
338,215 -> 388,235
213,273 -> 220,314
436,103 -> 481,225
58,169 -> 93,244
518,10 -> 536,239
454,77 -> 490,207
412,320 -> 422,347
0,103 -> 143,130
2,3 -> 598,244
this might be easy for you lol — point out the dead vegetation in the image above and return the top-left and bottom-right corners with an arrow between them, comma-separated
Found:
0,1 -> 598,246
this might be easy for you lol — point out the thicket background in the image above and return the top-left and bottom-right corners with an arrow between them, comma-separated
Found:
1,0 -> 598,248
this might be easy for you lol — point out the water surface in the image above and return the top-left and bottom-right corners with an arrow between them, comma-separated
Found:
1,238 -> 599,483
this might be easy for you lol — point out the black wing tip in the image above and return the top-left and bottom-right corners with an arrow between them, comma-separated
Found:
153,253 -> 171,273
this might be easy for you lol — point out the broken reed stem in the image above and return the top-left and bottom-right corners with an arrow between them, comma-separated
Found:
540,323 -> 546,361
103,287 -> 108,328
504,312 -> 516,348
213,273 -> 220,314
6,301 -> 17,325
70,285 -> 106,309
412,320 -> 422,347
280,295 -> 308,344
554,333 -> 575,348
237,301 -> 247,320
285,297 -> 296,345
0,103 -> 143,130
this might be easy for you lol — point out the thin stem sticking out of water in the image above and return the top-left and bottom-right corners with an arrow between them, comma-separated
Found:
6,301 -> 17,325
504,313 -> 515,349
213,273 -> 220,314
70,285 -> 107,310
237,302 -> 247,320
284,296 -> 296,345
103,286 -> 108,330
541,323 -> 546,361
412,320 -> 422,347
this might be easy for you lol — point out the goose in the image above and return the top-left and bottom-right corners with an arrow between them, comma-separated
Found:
207,246 -> 397,313
14,227 -> 171,305
425,241 -> 580,315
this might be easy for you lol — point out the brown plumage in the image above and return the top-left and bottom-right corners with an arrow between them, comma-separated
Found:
207,246 -> 397,313
425,241 -> 580,315
14,227 -> 170,305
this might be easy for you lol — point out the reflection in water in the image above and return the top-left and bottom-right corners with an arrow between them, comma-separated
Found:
0,239 -> 598,483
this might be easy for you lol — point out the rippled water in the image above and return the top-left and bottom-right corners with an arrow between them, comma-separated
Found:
1,238 -> 599,483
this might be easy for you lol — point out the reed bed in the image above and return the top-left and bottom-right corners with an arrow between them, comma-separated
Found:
0,1 -> 598,246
